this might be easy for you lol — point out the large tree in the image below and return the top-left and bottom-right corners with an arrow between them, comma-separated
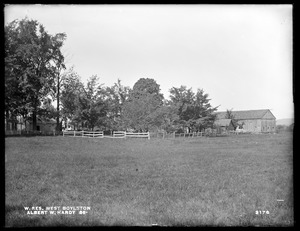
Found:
104,79 -> 130,130
60,67 -> 84,130
169,86 -> 218,132
75,75 -> 108,131
5,18 -> 66,131
121,78 -> 164,131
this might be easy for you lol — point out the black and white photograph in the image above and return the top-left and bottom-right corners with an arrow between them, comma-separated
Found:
4,4 -> 293,227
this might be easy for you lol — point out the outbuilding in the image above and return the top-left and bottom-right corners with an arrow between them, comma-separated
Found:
214,118 -> 235,133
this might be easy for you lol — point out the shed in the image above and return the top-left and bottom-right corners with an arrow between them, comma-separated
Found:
26,118 -> 57,132
214,119 -> 235,132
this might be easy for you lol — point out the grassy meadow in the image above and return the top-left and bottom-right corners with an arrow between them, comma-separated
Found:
5,132 -> 293,226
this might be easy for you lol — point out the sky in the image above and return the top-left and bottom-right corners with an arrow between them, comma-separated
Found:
5,4 -> 293,119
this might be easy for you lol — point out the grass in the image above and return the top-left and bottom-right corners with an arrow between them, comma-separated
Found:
5,132 -> 293,227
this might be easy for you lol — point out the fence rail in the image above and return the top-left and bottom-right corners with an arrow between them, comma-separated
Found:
63,130 -> 104,138
113,131 -> 126,138
63,130 -> 150,139
125,132 -> 150,139
82,131 -> 104,138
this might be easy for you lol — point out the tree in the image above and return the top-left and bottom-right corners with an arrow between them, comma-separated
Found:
51,37 -> 67,131
169,86 -> 218,132
146,102 -> 180,132
225,109 -> 238,129
104,79 -> 130,130
121,78 -> 164,131
5,18 -> 66,131
5,20 -> 32,130
60,67 -> 84,130
76,75 -> 108,131
225,109 -> 245,129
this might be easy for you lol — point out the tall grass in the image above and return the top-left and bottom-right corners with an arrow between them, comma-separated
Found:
5,133 -> 293,226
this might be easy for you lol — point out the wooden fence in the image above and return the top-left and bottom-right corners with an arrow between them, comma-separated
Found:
175,132 -> 204,138
125,132 -> 150,139
63,130 -> 104,138
113,131 -> 126,138
150,132 -> 204,138
113,131 -> 150,139
63,130 -> 150,139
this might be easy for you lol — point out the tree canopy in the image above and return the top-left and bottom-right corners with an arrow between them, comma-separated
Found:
5,18 -> 219,133
169,86 -> 218,132
121,78 -> 164,131
5,18 -> 66,130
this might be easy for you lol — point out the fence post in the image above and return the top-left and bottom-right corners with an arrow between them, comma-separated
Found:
125,131 -> 127,139
148,131 -> 150,140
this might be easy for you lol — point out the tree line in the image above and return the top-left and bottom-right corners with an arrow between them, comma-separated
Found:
5,18 -> 218,133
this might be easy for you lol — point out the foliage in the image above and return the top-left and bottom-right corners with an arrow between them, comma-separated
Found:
169,86 -> 218,132
5,18 -> 66,130
121,78 -> 164,131
276,124 -> 294,132
104,79 -> 130,130
225,108 -> 239,129
5,20 -> 221,134
75,75 -> 108,130
60,67 -> 84,129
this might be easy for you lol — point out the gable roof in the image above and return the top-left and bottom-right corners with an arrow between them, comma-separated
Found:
216,109 -> 275,120
214,119 -> 233,127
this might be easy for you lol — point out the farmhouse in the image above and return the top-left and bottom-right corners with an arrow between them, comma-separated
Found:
215,109 -> 276,133
5,115 -> 58,133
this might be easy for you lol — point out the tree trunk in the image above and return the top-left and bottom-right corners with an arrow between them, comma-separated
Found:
5,110 -> 10,131
32,109 -> 37,131
56,75 -> 60,132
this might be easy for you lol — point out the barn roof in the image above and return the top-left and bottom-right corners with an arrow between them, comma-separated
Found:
215,109 -> 275,120
214,119 -> 233,127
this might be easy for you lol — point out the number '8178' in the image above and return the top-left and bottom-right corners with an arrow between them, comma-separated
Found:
256,210 -> 270,215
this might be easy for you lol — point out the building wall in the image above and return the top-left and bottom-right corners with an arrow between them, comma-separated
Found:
240,119 -> 275,132
261,119 -> 276,132
261,111 -> 276,132
40,123 -> 56,132
240,119 -> 261,132
26,122 -> 56,132
262,110 -> 276,119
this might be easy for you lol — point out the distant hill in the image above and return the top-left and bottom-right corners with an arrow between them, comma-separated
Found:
276,118 -> 294,126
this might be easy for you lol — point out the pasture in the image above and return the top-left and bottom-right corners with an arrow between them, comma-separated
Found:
5,132 -> 293,226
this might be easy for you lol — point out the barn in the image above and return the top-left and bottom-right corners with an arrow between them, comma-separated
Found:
215,109 -> 276,133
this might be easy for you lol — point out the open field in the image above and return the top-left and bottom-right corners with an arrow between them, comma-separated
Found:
5,132 -> 293,226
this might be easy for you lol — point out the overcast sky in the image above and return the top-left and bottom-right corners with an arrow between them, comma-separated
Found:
5,4 -> 293,119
